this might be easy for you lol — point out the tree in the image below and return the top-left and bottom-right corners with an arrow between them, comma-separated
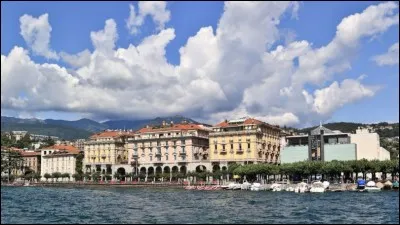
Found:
33,173 -> 42,182
84,173 -> 91,182
72,173 -> 82,182
52,172 -> 61,182
91,172 -> 101,182
44,173 -> 51,182
62,173 -> 70,182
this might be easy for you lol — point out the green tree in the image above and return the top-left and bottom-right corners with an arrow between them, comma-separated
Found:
44,173 -> 51,182
62,173 -> 70,182
91,172 -> 101,182
52,172 -> 61,182
33,173 -> 42,182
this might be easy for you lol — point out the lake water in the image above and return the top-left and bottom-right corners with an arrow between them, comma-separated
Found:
1,186 -> 399,224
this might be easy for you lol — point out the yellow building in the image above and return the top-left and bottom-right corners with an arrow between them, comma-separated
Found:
209,117 -> 281,171
83,130 -> 132,176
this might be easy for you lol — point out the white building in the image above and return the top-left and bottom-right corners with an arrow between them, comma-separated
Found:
11,131 -> 28,141
40,145 -> 80,181
350,127 -> 391,161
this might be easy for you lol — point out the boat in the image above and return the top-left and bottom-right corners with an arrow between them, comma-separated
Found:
227,182 -> 241,190
309,181 -> 325,193
356,179 -> 366,190
322,181 -> 330,189
364,181 -> 381,192
285,186 -> 295,192
271,183 -> 282,192
250,183 -> 261,191
392,180 -> 399,190
294,182 -> 308,193
241,181 -> 251,190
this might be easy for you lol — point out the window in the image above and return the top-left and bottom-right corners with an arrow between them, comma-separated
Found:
166,155 -> 168,161
222,145 -> 225,150
182,147 -> 185,153
174,155 -> 177,160
231,144 -> 233,149
150,156 -> 152,161
44,151 -> 47,155
239,144 -> 242,150
215,145 -> 217,150
248,143 -> 251,149
182,140 -> 185,145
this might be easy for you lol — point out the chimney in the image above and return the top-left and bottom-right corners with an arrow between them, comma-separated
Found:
224,119 -> 228,123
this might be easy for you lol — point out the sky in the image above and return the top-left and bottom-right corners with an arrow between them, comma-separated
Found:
1,1 -> 399,128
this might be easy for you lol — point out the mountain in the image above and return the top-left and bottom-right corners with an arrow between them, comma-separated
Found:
45,118 -> 108,133
0,122 -> 93,140
0,115 -> 202,140
102,115 -> 201,130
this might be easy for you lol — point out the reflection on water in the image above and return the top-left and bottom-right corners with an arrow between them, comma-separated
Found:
1,187 -> 399,224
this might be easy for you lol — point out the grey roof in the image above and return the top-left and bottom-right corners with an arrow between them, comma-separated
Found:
310,126 -> 334,135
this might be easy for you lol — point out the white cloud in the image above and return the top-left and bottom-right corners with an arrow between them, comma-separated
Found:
311,78 -> 379,115
90,19 -> 118,55
2,2 -> 397,126
126,2 -> 170,35
60,49 -> 91,68
372,42 -> 399,66
19,13 -> 59,60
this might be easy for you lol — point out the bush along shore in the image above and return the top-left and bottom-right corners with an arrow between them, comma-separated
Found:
2,159 -> 399,187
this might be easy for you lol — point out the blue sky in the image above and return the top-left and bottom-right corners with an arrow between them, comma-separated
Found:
1,1 -> 399,127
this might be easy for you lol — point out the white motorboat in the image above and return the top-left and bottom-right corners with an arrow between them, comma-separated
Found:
365,181 -> 381,192
294,182 -> 308,193
227,182 -> 241,190
322,181 -> 330,189
250,183 -> 261,191
271,183 -> 282,192
285,186 -> 295,192
241,181 -> 251,190
310,181 -> 325,193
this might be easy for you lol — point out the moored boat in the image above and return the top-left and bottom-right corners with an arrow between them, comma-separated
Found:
364,181 -> 381,192
309,181 -> 325,193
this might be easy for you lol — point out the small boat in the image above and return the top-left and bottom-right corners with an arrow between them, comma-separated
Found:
322,181 -> 330,189
271,183 -> 282,192
285,186 -> 295,192
227,183 -> 241,190
364,181 -> 381,192
294,182 -> 308,193
250,183 -> 261,191
309,181 -> 325,193
241,181 -> 251,190
392,180 -> 399,190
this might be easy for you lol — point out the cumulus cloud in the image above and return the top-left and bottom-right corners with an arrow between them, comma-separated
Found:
60,49 -> 91,68
372,42 -> 399,66
126,2 -> 170,35
19,13 -> 59,59
311,78 -> 379,115
2,1 -> 397,127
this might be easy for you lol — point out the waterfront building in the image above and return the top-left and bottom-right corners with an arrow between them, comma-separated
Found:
20,150 -> 41,174
83,130 -> 133,177
209,118 -> 282,171
0,148 -> 40,177
40,145 -> 80,181
281,125 -> 391,163
125,121 -> 211,179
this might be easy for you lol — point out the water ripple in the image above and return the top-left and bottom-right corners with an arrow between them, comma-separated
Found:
1,187 -> 399,224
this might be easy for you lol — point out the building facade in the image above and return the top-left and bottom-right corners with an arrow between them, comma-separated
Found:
209,118 -> 282,171
281,125 -> 390,163
40,145 -> 80,181
125,122 -> 211,179
21,151 -> 41,174
83,130 -> 132,177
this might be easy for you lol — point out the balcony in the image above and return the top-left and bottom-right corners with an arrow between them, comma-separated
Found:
236,149 -> 244,154
178,159 -> 187,163
155,151 -> 162,156
101,154 -> 107,158
220,150 -> 227,154
179,151 -> 186,156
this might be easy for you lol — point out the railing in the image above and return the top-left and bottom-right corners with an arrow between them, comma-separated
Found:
209,130 -> 260,137
236,149 -> 244,153
155,152 -> 162,156
179,151 -> 186,156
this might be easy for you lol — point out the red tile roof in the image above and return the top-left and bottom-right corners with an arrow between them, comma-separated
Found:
90,131 -> 123,139
43,145 -> 80,154
21,151 -> 41,157
214,118 -> 280,130
136,123 -> 208,134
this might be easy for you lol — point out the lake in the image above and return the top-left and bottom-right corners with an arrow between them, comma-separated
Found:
1,187 -> 399,224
